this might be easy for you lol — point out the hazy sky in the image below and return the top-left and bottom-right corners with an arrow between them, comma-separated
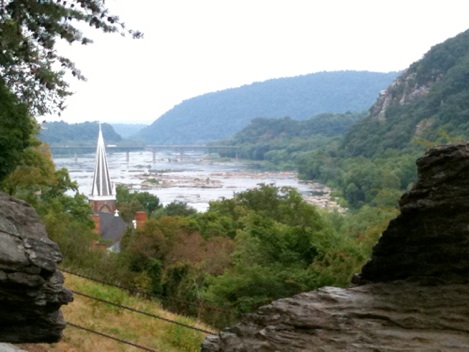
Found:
45,0 -> 469,125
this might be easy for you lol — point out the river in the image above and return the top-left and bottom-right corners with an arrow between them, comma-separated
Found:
53,150 -> 340,212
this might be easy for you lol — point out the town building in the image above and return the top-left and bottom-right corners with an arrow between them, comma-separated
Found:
88,124 -> 128,250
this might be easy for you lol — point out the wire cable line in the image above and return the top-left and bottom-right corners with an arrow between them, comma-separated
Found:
72,289 -> 217,335
61,267 -> 238,316
66,321 -> 160,352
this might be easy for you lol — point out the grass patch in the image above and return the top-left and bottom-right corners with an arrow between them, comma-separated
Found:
37,272 -> 215,352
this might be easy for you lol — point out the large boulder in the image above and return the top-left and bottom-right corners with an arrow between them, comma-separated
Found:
202,143 -> 469,351
0,193 -> 73,343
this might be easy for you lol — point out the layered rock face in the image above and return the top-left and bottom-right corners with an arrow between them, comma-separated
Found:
0,193 -> 73,343
202,143 -> 469,351
358,143 -> 469,284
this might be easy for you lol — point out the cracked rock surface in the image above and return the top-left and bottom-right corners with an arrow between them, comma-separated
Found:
0,193 -> 73,343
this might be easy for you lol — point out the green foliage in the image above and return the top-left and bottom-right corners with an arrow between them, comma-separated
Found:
235,184 -> 325,229
147,258 -> 164,296
298,150 -> 417,209
1,141 -> 139,289
166,316 -> 208,352
20,166 -> 137,285
196,207 -> 239,239
215,112 -> 366,163
342,29 -> 469,159
118,184 -> 385,326
1,136 -> 58,197
116,184 -> 161,221
121,215 -> 232,320
152,201 -> 198,219
0,79 -> 34,181
199,185 -> 361,315
162,262 -> 193,311
215,104 -> 420,209
410,29 -> 469,86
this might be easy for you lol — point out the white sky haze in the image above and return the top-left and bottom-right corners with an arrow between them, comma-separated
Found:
45,0 -> 469,124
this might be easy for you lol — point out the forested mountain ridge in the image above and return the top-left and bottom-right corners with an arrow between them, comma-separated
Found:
342,29 -> 469,157
136,71 -> 398,145
216,29 -> 469,209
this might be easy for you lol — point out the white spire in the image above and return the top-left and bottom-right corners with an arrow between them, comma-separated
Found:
90,123 -> 115,199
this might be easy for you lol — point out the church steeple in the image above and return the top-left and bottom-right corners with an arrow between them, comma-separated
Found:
89,123 -> 116,213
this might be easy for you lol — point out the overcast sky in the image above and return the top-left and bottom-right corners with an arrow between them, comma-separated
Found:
45,0 -> 469,125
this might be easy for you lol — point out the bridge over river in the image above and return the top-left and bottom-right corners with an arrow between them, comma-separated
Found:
50,144 -> 239,162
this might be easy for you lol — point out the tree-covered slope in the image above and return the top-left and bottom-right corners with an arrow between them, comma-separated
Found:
342,29 -> 469,157
209,29 -> 469,209
137,71 -> 398,145
215,112 -> 365,164
38,121 -> 122,146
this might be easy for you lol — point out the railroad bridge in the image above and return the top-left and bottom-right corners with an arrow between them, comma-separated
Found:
50,144 -> 239,162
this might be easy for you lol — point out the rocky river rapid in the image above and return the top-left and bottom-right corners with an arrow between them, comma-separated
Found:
53,150 -> 342,212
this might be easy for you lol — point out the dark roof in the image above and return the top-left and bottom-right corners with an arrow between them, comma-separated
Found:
96,212 -> 129,243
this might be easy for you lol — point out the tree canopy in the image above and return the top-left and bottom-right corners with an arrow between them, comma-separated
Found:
0,0 -> 141,116
0,78 -> 33,180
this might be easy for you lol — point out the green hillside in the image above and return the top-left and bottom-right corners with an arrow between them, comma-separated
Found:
38,121 -> 122,146
214,112 -> 366,166
342,29 -> 469,157
217,29 -> 469,209
137,71 -> 398,145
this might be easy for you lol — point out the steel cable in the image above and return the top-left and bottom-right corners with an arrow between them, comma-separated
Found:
60,267 -> 238,316
66,321 -> 160,352
71,289 -> 217,335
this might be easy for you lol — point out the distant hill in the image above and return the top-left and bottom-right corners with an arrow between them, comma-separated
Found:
136,71 -> 398,145
111,123 -> 148,139
38,121 -> 122,146
342,29 -> 469,157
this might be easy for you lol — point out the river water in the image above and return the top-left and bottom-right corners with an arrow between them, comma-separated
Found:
53,150 -> 338,212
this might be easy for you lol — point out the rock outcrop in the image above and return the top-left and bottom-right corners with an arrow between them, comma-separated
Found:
0,193 -> 73,343
202,143 -> 469,351
369,70 -> 432,123
358,143 -> 469,284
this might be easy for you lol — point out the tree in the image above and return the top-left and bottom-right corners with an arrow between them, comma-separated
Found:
0,78 -> 33,180
0,129 -> 55,196
0,0 -> 142,116
198,185 -> 334,313
116,184 -> 161,221
152,201 -> 198,218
